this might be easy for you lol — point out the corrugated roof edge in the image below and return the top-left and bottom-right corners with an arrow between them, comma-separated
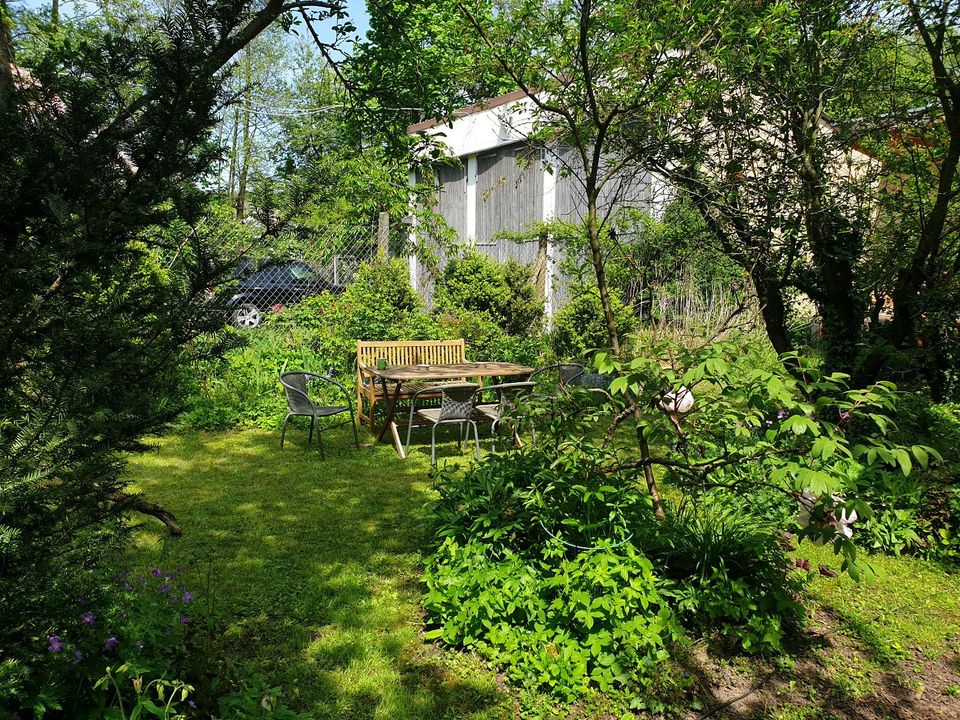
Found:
406,88 -> 533,134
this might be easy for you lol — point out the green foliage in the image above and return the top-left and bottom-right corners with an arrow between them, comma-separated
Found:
1,3 -> 255,709
11,564 -> 195,717
634,503 -> 805,654
340,257 -> 425,340
435,251 -> 544,336
423,538 -> 675,701
437,309 -> 545,367
596,338 -> 944,579
551,287 -> 636,359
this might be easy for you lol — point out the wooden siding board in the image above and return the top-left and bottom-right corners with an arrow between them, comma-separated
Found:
476,145 -> 543,263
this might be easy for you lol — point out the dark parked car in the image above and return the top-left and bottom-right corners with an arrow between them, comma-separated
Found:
228,260 -> 341,327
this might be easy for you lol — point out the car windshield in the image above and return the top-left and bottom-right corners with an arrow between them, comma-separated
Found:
289,263 -> 316,282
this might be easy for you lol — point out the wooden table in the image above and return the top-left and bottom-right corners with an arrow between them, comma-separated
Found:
370,362 -> 534,458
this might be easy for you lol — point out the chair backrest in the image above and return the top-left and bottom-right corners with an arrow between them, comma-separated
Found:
438,383 -> 479,421
279,372 -> 315,414
484,381 -> 537,413
579,372 -> 613,390
529,363 -> 585,388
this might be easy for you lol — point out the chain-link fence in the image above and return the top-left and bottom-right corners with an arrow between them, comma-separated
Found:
192,213 -> 383,328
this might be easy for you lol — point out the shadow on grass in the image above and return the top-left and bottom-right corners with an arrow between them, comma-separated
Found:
128,427 -> 514,719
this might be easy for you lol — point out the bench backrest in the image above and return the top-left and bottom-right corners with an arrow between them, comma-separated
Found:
356,339 -> 466,380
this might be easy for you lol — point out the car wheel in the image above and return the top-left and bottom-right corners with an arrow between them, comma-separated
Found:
233,303 -> 262,328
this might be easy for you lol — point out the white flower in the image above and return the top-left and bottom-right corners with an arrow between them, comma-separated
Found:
796,490 -> 857,544
658,385 -> 695,416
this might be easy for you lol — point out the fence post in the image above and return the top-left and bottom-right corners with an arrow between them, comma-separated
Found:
377,211 -> 390,256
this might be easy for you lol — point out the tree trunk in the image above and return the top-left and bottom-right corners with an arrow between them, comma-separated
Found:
585,189 -> 621,356
227,105 -> 239,200
234,55 -> 252,219
751,266 -> 793,357
0,0 -> 14,115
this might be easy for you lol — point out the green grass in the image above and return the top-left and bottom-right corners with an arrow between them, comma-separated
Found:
126,426 -> 960,719
127,426 -> 517,719
797,543 -> 960,664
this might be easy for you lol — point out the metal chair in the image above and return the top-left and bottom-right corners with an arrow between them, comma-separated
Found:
474,381 -> 537,451
404,382 -> 481,464
279,370 -> 360,459
527,363 -> 585,395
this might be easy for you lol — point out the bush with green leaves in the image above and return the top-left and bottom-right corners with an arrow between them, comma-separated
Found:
424,538 -> 675,701
595,338 -> 942,580
434,251 -> 544,336
437,309 -> 546,367
633,502 -> 805,653
424,336 -> 944,705
551,287 -> 636,359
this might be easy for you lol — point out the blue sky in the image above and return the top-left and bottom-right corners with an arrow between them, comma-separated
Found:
15,0 -> 371,46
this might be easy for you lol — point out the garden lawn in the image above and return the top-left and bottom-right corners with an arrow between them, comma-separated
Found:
127,427 -> 516,719
127,428 -> 960,719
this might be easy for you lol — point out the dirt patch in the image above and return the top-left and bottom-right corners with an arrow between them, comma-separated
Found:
678,611 -> 960,719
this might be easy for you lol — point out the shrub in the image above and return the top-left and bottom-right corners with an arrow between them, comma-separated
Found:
435,251 -> 544,335
551,287 -> 636,359
340,256 -> 424,341
437,309 -> 546,367
633,502 -> 805,653
423,538 -> 675,700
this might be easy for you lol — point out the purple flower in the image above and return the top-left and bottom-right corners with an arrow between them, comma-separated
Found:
47,636 -> 64,652
73,649 -> 84,663
163,627 -> 172,636
159,584 -> 171,594
103,636 -> 119,651
175,567 -> 184,575
182,592 -> 194,604
177,583 -> 185,592
777,409 -> 789,419
187,700 -> 196,709
81,612 -> 96,625
123,582 -> 133,591
179,615 -> 189,624
151,568 -> 162,578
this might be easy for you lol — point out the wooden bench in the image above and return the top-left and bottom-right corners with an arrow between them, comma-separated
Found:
356,339 -> 467,430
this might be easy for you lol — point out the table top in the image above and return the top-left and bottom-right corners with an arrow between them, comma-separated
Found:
366,361 -> 534,382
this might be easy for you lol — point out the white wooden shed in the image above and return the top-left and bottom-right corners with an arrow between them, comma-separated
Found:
406,89 -> 666,317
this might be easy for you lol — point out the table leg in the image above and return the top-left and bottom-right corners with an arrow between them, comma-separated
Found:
376,379 -> 405,458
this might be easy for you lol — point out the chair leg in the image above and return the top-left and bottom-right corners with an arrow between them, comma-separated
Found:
471,421 -> 481,460
308,416 -> 314,445
350,411 -> 360,450
430,423 -> 438,465
280,415 -> 291,449
457,421 -> 464,451
368,396 -> 377,431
